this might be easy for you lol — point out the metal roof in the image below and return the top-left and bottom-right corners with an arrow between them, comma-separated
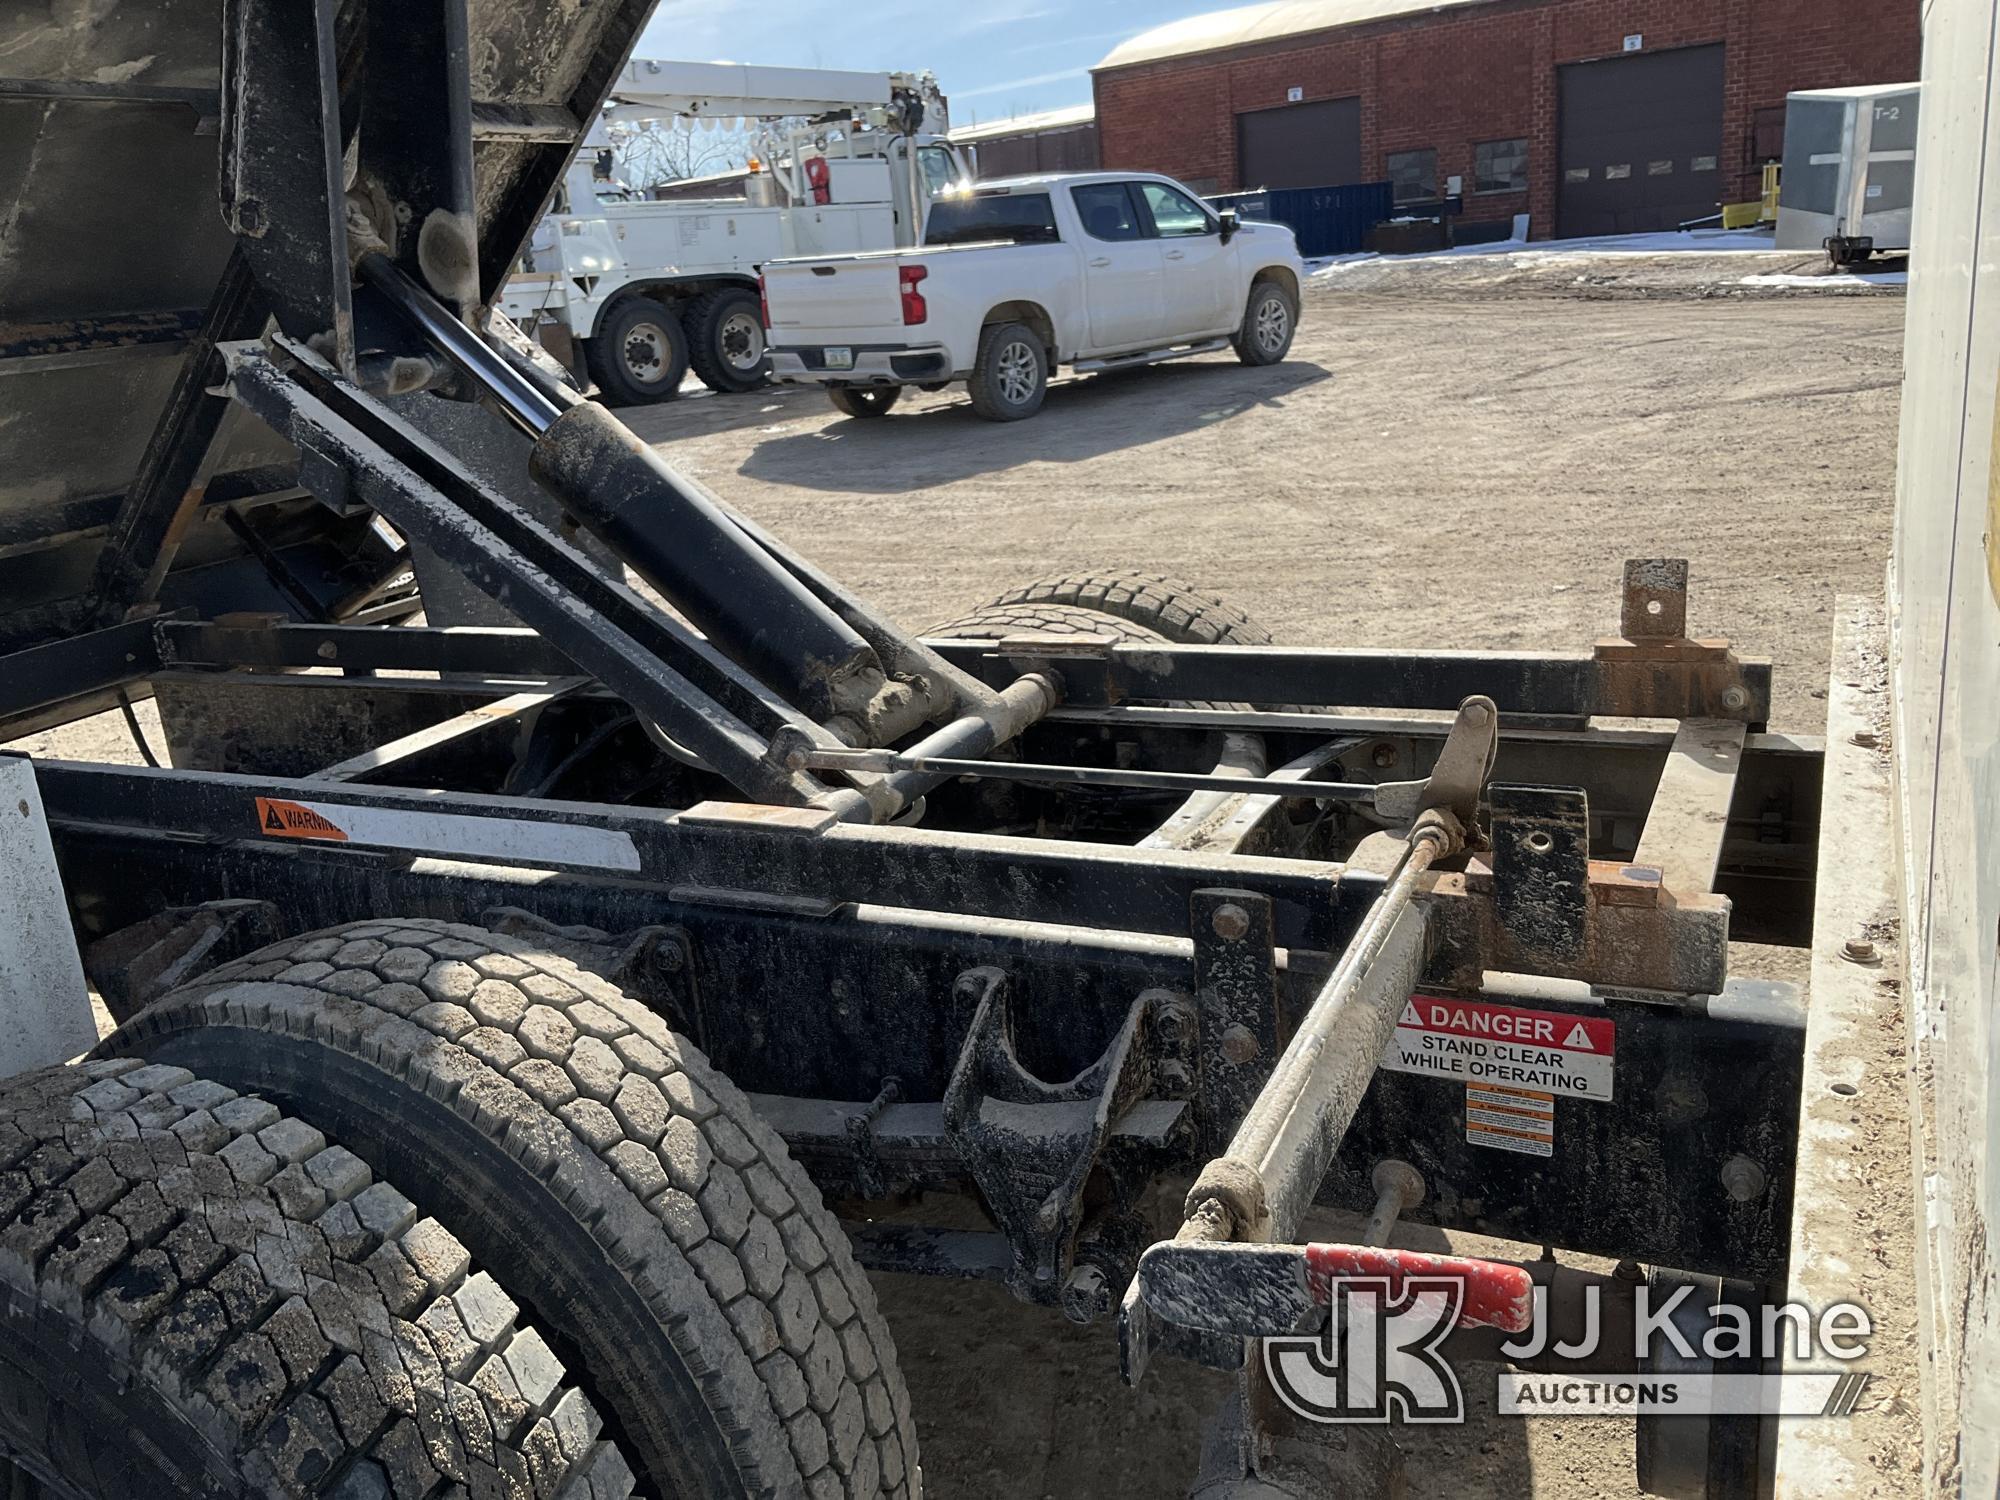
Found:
1097,0 -> 1498,71
950,104 -> 1097,142
1786,82 -> 1920,100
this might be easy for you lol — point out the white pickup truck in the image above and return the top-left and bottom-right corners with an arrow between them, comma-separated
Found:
760,171 -> 1305,421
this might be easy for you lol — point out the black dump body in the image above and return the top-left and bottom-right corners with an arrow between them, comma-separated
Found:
0,0 -> 650,731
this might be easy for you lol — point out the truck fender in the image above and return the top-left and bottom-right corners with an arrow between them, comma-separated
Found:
981,299 -> 1060,361
1248,264 -> 1300,302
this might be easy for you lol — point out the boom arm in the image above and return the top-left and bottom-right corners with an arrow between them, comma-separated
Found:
600,58 -> 947,135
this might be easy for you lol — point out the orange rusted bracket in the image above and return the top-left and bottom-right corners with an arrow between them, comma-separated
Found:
1428,857 -> 1731,997
1590,558 -> 1764,722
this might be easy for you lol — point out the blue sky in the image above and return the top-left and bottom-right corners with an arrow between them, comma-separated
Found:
635,0 -> 1233,126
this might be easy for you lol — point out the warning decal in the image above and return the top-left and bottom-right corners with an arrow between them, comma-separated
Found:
256,798 -> 349,842
1466,1083 -> 1555,1157
1379,995 -> 1614,1101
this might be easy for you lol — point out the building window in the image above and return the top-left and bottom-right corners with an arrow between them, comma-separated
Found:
1474,138 -> 1529,193
1386,148 -> 1438,203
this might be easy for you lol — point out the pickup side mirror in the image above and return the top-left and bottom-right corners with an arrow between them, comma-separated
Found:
1217,208 -> 1241,243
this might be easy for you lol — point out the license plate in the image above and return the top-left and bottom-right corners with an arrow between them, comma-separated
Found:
824,347 -> 854,370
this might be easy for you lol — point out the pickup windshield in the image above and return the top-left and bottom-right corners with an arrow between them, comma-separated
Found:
925,191 -> 1061,246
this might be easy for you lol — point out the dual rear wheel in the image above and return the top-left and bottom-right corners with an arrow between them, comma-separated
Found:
4,921 -> 920,1499
584,287 -> 769,407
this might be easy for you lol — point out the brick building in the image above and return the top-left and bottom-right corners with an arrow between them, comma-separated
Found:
1092,0 -> 1920,239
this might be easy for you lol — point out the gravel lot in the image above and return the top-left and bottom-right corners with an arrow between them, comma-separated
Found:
13,250 -> 1914,1498
621,249 -> 1904,735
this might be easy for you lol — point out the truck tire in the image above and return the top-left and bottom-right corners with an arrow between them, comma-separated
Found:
103,921 -> 920,1500
965,321 -> 1047,421
686,287 -> 770,394
583,297 -> 690,406
0,1058 -> 632,1500
827,386 -> 902,419
933,570 -> 1274,646
1232,279 -> 1297,367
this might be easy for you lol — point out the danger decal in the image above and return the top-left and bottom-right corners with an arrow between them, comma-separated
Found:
255,798 -> 350,842
1379,995 -> 1614,1102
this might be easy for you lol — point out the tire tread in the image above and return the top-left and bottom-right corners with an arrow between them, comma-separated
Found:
934,569 -> 1272,646
0,1061 -> 630,1500
108,923 -> 917,1500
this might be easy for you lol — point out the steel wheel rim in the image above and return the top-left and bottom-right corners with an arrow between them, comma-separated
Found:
1254,296 -> 1289,355
624,321 -> 670,383
719,311 -> 764,371
996,340 -> 1038,404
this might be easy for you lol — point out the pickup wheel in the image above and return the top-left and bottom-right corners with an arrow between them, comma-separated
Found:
966,321 -> 1048,421
686,287 -> 770,394
1233,279 -> 1298,367
100,920 -> 921,1500
584,296 -> 690,406
828,386 -> 902,419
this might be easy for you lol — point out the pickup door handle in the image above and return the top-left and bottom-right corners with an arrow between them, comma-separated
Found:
1088,257 -> 1112,268
1165,250 -> 1187,260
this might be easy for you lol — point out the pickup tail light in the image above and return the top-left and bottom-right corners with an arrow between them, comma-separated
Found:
758,274 -> 771,329
900,264 -> 929,326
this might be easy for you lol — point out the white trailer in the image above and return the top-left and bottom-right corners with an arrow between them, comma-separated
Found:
499,59 -> 971,404
1773,82 -> 1920,267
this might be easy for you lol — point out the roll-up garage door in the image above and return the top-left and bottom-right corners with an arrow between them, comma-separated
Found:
1557,44 -> 1726,237
1236,98 -> 1362,191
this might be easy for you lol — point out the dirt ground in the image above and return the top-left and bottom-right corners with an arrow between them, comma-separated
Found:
13,250 -> 1917,1497
619,251 -> 1903,736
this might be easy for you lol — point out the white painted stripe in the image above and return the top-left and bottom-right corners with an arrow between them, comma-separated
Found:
263,798 -> 642,872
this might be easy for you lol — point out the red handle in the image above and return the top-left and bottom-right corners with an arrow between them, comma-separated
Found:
1303,1244 -> 1536,1332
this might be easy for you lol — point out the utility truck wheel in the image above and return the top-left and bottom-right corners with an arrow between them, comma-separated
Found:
1233,279 -> 1297,367
687,288 -> 770,393
104,920 -> 920,1500
584,297 -> 690,406
934,570 -> 1274,646
966,321 -> 1047,421
828,386 -> 902,419
0,1059 -> 631,1500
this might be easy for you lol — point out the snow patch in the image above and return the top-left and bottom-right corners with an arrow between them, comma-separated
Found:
1311,227 -> 1789,277
1739,271 -> 1908,289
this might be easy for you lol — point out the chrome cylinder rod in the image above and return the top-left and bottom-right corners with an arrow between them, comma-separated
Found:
356,253 -> 563,436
